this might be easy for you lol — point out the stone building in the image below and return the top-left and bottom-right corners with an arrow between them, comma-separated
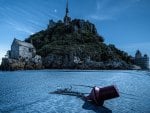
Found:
1,38 -> 43,71
134,50 -> 149,69
48,19 -> 56,29
10,38 -> 36,60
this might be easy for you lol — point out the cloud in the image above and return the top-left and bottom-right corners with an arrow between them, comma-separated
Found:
26,19 -> 44,28
0,1 -> 59,35
88,0 -> 142,21
6,20 -> 34,35
89,15 -> 115,21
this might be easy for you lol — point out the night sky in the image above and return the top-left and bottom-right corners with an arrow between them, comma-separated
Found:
0,0 -> 150,63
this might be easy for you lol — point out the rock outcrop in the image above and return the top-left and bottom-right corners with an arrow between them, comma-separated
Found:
42,51 -> 132,70
1,56 -> 43,71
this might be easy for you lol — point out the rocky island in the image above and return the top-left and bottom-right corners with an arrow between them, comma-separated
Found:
1,0 -> 148,71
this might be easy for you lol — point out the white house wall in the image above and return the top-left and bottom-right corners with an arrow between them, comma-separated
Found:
19,46 -> 33,59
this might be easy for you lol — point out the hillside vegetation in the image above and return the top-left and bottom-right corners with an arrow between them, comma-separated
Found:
25,19 -> 133,69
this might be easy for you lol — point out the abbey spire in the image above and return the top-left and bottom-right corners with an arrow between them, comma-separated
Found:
66,0 -> 69,16
64,0 -> 71,25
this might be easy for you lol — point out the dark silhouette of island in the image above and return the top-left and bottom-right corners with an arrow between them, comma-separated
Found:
0,0 -> 149,71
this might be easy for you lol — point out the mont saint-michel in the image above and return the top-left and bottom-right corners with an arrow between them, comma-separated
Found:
1,1 -> 150,113
0,0 -> 149,71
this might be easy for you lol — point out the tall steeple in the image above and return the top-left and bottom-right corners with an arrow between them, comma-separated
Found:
66,0 -> 69,16
64,0 -> 71,25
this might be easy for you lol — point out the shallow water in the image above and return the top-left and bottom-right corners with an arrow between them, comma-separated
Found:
0,70 -> 150,113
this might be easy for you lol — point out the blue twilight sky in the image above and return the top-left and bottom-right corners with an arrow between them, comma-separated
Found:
0,0 -> 150,63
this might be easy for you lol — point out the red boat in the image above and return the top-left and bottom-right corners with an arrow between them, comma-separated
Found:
86,85 -> 120,106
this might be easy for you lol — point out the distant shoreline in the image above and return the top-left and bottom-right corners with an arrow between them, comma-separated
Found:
0,69 -> 149,72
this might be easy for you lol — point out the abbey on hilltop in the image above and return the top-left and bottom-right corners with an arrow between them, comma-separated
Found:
47,0 -> 99,37
48,0 -> 71,28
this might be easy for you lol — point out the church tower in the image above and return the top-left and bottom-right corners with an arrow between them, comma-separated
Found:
64,0 -> 71,25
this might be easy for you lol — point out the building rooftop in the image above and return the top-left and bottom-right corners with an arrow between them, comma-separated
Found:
13,38 -> 34,48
